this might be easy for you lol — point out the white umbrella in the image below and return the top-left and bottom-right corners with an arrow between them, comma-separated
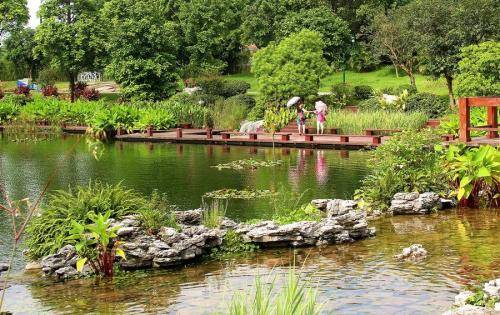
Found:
315,101 -> 328,112
286,96 -> 301,107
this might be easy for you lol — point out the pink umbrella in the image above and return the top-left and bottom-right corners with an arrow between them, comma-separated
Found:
315,101 -> 328,112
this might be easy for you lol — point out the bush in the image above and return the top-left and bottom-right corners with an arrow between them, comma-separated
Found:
358,97 -> 380,111
246,99 -> 268,121
209,230 -> 258,259
226,94 -> 255,109
315,94 -> 344,110
196,76 -> 225,96
41,85 -> 59,97
14,85 -> 31,97
25,182 -> 152,259
37,67 -> 65,87
331,83 -> 355,106
381,84 -> 417,95
137,191 -> 178,234
0,101 -> 20,123
405,92 -> 449,118
221,80 -> 250,98
82,87 -> 101,101
211,98 -> 248,130
355,130 -> 448,211
354,85 -> 374,100
74,81 -> 87,99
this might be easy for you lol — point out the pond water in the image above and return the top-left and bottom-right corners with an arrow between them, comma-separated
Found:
0,135 -> 499,314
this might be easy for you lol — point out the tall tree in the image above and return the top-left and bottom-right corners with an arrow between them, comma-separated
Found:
409,0 -> 499,106
102,0 -> 180,101
371,5 -> 419,86
4,28 -> 39,79
34,0 -> 106,102
0,0 -> 28,40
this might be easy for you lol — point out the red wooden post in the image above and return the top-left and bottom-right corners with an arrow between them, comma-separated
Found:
371,136 -> 382,145
365,130 -> 374,136
458,98 -> 470,142
146,125 -> 153,137
249,133 -> 258,140
176,128 -> 182,138
206,128 -> 213,139
281,134 -> 290,141
222,133 -> 230,140
340,135 -> 349,143
486,106 -> 498,139
305,134 -> 314,142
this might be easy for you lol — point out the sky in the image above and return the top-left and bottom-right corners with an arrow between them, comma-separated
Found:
28,0 -> 41,28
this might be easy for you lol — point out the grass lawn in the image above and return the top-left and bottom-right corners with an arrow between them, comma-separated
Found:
224,66 -> 449,96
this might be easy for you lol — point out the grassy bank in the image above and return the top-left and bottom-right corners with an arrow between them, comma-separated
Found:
224,66 -> 448,96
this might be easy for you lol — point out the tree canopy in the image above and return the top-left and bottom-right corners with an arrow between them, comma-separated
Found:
0,0 -> 28,39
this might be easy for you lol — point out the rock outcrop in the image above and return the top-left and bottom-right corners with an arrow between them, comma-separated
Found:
40,245 -> 83,279
394,244 -> 427,261
443,278 -> 500,315
390,192 -> 442,215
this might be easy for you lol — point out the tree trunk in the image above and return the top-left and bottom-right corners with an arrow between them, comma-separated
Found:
408,70 -> 416,87
445,75 -> 456,108
392,61 -> 399,77
69,73 -> 76,103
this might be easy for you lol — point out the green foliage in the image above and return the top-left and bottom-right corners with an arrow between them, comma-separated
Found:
36,67 -> 66,87
0,100 -> 19,123
263,107 -> 295,135
86,108 -> 116,140
212,159 -> 283,171
437,144 -> 499,207
252,30 -> 330,103
324,109 -> 428,135
331,83 -> 355,106
203,189 -> 275,200
246,97 -> 270,121
68,211 -> 126,277
135,108 -> 175,132
25,182 -> 148,260
355,130 -> 448,211
201,199 -> 227,229
3,27 -> 39,79
211,98 -> 248,130
103,0 -> 180,101
137,191 -> 178,234
226,94 -> 256,109
0,0 -> 28,37
439,108 -> 487,137
196,77 -> 250,99
405,93 -> 450,118
270,187 -> 323,225
209,230 -> 259,259
465,290 -> 499,308
354,85 -> 374,100
229,267 -> 322,315
455,42 -> 500,97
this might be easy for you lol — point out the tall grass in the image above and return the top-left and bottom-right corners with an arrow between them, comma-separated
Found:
228,267 -> 322,315
201,199 -> 228,228
322,109 -> 429,135
211,98 -> 248,130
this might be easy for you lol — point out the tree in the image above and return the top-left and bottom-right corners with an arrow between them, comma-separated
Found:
0,0 -> 28,40
275,7 -> 352,66
34,0 -> 106,102
178,0 -> 248,75
408,0 -> 499,106
371,6 -> 419,86
102,0 -> 180,101
455,41 -> 500,97
4,28 -> 39,79
252,30 -> 330,103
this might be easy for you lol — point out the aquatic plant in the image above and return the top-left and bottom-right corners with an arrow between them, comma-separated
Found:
323,109 -> 428,135
437,144 -> 499,207
209,230 -> 259,259
203,189 -> 275,200
228,267 -> 322,315
202,199 -> 228,228
270,187 -> 323,225
138,191 -> 178,234
68,211 -> 126,278
212,159 -> 283,171
211,98 -> 249,130
25,182 -> 151,259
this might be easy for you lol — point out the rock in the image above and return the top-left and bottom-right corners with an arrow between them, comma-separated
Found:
483,279 -> 500,298
174,209 -> 203,225
117,226 -> 138,237
390,192 -> 442,215
394,244 -> 427,261
440,198 -> 458,209
25,261 -> 42,270
494,303 -> 500,312
310,199 -> 330,211
54,266 -> 78,279
0,263 -> 9,273
442,305 -> 493,315
454,291 -> 474,306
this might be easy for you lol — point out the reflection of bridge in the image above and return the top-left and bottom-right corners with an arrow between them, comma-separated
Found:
459,97 -> 499,146
77,72 -> 102,82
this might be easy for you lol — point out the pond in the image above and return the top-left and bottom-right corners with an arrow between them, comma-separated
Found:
0,135 -> 499,314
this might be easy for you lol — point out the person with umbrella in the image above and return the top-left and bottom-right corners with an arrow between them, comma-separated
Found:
313,100 -> 328,134
287,97 -> 307,135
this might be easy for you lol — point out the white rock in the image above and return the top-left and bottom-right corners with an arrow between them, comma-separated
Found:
442,305 -> 490,315
484,278 -> 500,298
454,291 -> 474,306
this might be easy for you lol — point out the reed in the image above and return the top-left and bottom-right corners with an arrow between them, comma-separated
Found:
201,199 -> 228,228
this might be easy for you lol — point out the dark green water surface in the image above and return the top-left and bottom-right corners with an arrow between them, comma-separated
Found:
0,135 -> 498,314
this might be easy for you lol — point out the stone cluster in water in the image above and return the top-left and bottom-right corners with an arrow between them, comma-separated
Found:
389,192 -> 456,215
39,199 -> 376,279
443,279 -> 500,314
394,244 -> 428,261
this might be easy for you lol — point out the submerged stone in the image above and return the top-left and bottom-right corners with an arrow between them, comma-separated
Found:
390,192 -> 442,215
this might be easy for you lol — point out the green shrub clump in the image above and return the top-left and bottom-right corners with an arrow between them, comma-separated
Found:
209,230 -> 259,259
25,182 -> 177,259
354,85 -> 374,100
355,129 -> 448,211
196,76 -> 250,98
331,83 -> 355,106
405,93 -> 450,118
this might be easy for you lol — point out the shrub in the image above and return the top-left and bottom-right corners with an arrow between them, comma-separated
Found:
41,85 -> 59,97
14,85 -> 31,97
405,92 -> 449,118
226,94 -> 256,109
74,81 -> 88,98
315,94 -> 344,110
355,129 -> 448,211
246,98 -> 269,121
396,84 -> 417,95
357,97 -> 380,111
354,85 -> 373,100
196,76 -> 225,96
209,230 -> 259,259
25,182 -> 150,259
221,80 -> 251,98
331,83 -> 355,106
135,108 -> 175,131
439,107 -> 487,137
82,87 -> 100,101
86,108 -> 116,140
37,67 -> 65,87
137,191 -> 178,234
324,109 -> 428,135
0,101 -> 19,123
